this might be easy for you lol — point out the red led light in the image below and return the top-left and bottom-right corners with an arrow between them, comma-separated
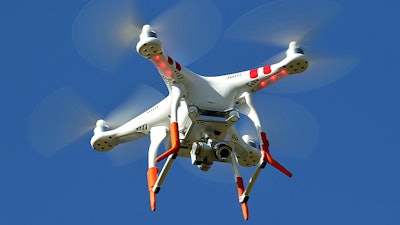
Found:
159,61 -> 167,69
280,69 -> 288,75
259,80 -> 267,88
165,69 -> 173,77
270,75 -> 277,82
153,55 -> 161,61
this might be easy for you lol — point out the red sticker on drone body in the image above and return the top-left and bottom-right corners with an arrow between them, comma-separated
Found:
250,68 -> 258,79
263,66 -> 271,75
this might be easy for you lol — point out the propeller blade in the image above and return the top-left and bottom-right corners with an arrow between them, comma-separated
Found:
28,84 -> 164,166
105,84 -> 165,166
105,84 -> 165,128
237,95 -> 319,160
224,0 -> 357,93
28,87 -> 98,157
72,0 -> 221,71
224,0 -> 340,47
72,0 -> 142,72
151,0 -> 222,65
264,50 -> 359,93
106,138 -> 149,166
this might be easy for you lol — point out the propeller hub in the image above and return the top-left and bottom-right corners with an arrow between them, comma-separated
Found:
140,25 -> 157,39
289,41 -> 299,49
287,41 -> 304,55
136,25 -> 163,58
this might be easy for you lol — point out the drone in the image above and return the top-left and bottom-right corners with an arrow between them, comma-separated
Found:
90,22 -> 306,219
39,0 -> 352,221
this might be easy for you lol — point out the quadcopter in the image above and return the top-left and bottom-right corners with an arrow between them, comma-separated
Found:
90,23 -> 304,219
34,0 -> 352,221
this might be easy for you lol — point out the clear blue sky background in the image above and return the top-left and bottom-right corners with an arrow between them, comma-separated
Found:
1,0 -> 399,225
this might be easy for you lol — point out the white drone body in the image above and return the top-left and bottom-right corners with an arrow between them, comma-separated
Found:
90,25 -> 308,220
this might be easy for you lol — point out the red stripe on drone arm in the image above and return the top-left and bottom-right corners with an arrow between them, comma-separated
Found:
263,65 -> 271,75
250,68 -> 258,79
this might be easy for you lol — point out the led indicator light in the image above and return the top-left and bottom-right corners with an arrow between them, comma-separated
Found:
159,62 -> 167,69
165,70 -> 173,77
259,80 -> 267,88
153,55 -> 161,61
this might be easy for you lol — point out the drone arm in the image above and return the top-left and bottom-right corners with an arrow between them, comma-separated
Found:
227,45 -> 307,95
156,85 -> 183,162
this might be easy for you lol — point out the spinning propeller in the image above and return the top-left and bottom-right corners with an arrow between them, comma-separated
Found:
28,87 -> 98,157
28,85 -> 164,165
244,94 -> 319,159
72,0 -> 222,71
224,0 -> 358,93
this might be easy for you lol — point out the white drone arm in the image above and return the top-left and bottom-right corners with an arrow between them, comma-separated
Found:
90,96 -> 171,151
231,41 -> 308,95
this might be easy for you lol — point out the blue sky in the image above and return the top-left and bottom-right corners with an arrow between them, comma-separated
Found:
1,0 -> 399,224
